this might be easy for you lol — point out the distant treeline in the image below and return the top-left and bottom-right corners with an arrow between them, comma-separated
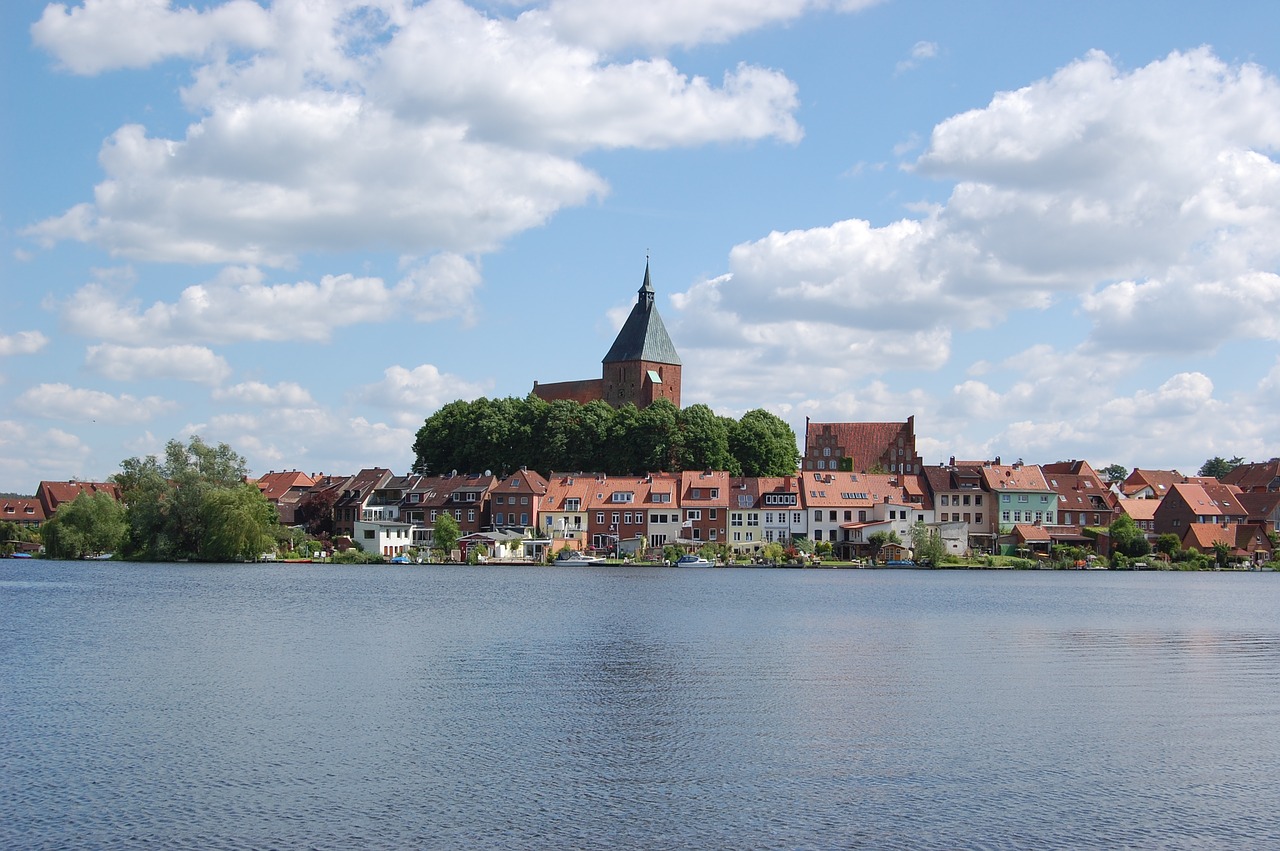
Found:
412,397 -> 800,478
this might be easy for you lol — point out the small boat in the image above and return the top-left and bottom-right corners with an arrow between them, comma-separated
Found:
554,553 -> 604,567
84,553 -> 114,561
675,555 -> 712,567
389,555 -> 411,564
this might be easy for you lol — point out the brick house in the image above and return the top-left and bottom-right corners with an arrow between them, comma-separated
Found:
490,468 -> 549,532
2,498 -> 45,529
1221,458 -> 1280,493
1153,481 -> 1247,537
36,480 -> 122,517
802,416 -> 923,474
679,470 -> 730,545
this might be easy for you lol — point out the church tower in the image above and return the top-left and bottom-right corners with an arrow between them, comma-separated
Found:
601,261 -> 682,409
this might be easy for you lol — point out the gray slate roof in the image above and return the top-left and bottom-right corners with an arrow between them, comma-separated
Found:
601,263 -> 682,366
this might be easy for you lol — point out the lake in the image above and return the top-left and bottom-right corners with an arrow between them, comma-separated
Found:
3,562 -> 1279,849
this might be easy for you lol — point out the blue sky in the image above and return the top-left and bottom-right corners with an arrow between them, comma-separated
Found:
4,0 -> 1279,488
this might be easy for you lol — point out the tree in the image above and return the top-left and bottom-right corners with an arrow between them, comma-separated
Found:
1199,456 -> 1244,479
113,435 -> 257,561
1212,540 -> 1232,568
297,487 -> 338,537
200,484 -> 278,562
42,491 -> 126,559
1108,514 -> 1151,558
1154,534 -> 1181,559
1100,464 -> 1128,484
433,512 -> 460,560
729,409 -> 799,477
910,521 -> 946,566
675,404 -> 736,473
868,530 -> 901,562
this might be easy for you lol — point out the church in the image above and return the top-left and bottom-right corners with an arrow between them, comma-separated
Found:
532,262 -> 683,409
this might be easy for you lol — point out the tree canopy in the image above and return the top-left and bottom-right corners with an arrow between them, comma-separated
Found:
111,436 -> 277,562
412,396 -> 799,477
41,491 -> 126,559
1198,456 -> 1244,479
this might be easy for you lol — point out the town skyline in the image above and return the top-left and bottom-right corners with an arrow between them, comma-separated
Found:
3,0 -> 1279,488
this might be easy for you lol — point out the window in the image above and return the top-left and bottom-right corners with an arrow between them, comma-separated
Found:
941,495 -> 950,506
521,496 -> 528,505
1002,494 -> 1010,503
733,531 -> 741,541
430,510 -> 438,521
467,510 -> 475,522
814,529 -> 823,541
710,509 -> 718,520
612,512 -> 620,525
823,447 -> 831,457
611,492 -> 634,503
975,495 -> 983,506
844,510 -> 852,522
495,496 -> 505,505
829,511 -> 837,522
687,509 -> 701,521
495,513 -> 504,525
962,495 -> 971,506
747,514 -> 758,526
765,512 -> 774,524
975,514 -> 982,524
652,492 -> 671,503
814,510 -> 821,521
710,529 -> 718,540
859,510 -> 867,522
1002,511 -> 1010,521
597,512 -> 605,524
623,512 -> 632,524
793,512 -> 803,525
731,513 -> 743,527
520,513 -> 528,526
737,495 -> 753,508
565,498 -> 580,511
363,529 -> 375,539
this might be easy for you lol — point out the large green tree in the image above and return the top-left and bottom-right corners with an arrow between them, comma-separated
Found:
41,491 -> 126,559
1108,514 -> 1152,558
199,484 -> 278,562
1198,456 -> 1244,479
113,436 -> 262,561
433,512 -> 460,560
728,409 -> 800,477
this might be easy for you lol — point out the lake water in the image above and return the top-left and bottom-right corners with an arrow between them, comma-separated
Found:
3,562 -> 1280,849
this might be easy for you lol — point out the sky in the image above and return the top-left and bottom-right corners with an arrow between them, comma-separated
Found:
3,0 -> 1280,489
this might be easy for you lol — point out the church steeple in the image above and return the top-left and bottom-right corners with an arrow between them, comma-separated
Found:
603,260 -> 681,367
639,259 -> 654,308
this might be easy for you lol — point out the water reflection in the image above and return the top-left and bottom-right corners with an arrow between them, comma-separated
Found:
3,562 -> 1280,848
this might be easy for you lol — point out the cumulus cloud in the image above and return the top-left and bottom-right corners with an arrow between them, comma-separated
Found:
356,364 -> 491,427
15,383 -> 177,423
197,408 -> 417,475
87,343 -> 232,384
60,255 -> 483,344
542,0 -> 881,52
672,46 -> 1280,405
0,420 -> 92,484
31,0 -> 273,75
0,330 -> 49,356
213,381 -> 316,407
28,0 -> 816,265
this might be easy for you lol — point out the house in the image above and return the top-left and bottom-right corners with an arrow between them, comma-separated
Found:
252,470 -> 316,525
332,468 -> 393,537
490,467 -> 549,532
1239,491 -> 1280,533
353,474 -> 418,557
802,416 -> 923,474
1153,481 -> 1247,537
923,462 -> 993,554
1115,498 -> 1160,536
1,498 -> 45,528
1181,523 -> 1274,565
533,262 -> 682,410
584,473 -> 656,554
1119,469 -> 1185,500
444,473 -> 498,537
641,472 -> 682,551
1221,458 -> 1280,493
36,480 -> 122,517
1042,461 -> 1115,528
742,475 -> 805,547
982,462 -> 1057,532
541,472 -> 600,551
679,470 -> 730,545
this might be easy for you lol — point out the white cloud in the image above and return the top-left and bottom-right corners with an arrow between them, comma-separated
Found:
15,383 -> 177,424
28,0 -> 813,265
60,256 -> 483,344
0,420 -> 93,485
541,0 -> 881,52
213,381 -> 316,407
196,408 -> 417,476
675,46 -> 1280,402
31,0 -> 273,75
895,39 -> 938,74
86,343 -> 232,384
0,330 -> 49,356
357,364 -> 491,427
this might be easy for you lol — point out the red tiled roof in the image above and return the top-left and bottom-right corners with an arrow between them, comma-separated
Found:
805,420 -> 909,473
36,480 -> 122,516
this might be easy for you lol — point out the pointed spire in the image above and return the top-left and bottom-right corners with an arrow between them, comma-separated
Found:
639,257 -> 654,306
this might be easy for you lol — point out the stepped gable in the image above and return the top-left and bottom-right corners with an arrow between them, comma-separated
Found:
803,416 -> 922,474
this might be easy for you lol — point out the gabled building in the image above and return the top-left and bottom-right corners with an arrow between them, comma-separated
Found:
1116,498 -> 1160,536
1239,491 -> 1280,533
1,498 -> 45,528
332,468 -> 393,538
1221,458 -> 1280,493
923,462 -> 991,553
1181,523 -> 1274,565
252,470 -> 316,525
533,262 -> 682,410
1153,481 -> 1247,536
444,473 -> 498,537
36,480 -> 122,517
353,474 -> 418,557
737,475 -> 805,546
585,474 -> 655,554
640,472 -> 682,551
541,472 -> 600,551
490,468 -> 549,532
1042,461 -> 1115,528
679,470 -> 730,545
802,416 -> 923,474
1120,469 -> 1185,500
981,463 -> 1057,532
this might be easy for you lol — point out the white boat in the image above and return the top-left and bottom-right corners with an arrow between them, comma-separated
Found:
554,553 -> 605,567
675,555 -> 713,567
